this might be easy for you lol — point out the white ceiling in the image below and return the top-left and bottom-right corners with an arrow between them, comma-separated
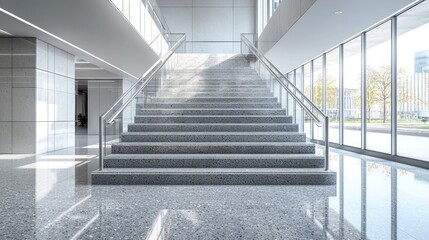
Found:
265,0 -> 420,73
0,0 -> 159,80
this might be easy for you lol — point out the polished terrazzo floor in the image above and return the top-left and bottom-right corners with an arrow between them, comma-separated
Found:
1,135 -> 429,239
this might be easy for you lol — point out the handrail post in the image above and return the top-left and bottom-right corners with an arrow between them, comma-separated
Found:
99,116 -> 104,171
324,116 -> 329,170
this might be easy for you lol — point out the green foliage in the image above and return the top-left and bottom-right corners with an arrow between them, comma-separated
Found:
367,65 -> 391,123
311,73 -> 338,109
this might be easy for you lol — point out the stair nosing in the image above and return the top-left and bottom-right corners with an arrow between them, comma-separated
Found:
93,168 -> 333,174
121,132 -> 305,136
113,142 -> 314,146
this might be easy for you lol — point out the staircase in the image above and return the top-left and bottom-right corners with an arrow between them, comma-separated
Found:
92,54 -> 336,185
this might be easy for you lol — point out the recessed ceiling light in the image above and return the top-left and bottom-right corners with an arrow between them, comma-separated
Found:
335,10 -> 343,14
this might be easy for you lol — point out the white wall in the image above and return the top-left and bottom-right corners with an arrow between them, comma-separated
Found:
87,80 -> 123,135
0,38 -> 75,154
0,0 -> 159,79
264,0 -> 419,73
121,78 -> 136,133
158,0 -> 256,53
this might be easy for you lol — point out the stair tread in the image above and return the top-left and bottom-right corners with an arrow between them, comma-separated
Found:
143,103 -> 279,104
113,142 -> 314,146
129,123 -> 297,125
151,97 -> 276,99
163,85 -> 267,87
138,108 -> 285,110
104,154 -> 323,160
135,115 -> 292,117
122,132 -> 304,136
94,168 -> 332,174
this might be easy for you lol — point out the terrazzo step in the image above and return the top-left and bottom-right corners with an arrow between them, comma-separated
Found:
161,85 -> 268,89
162,82 -> 266,86
171,69 -> 254,72
141,103 -> 282,109
155,92 -> 273,98
147,97 -> 278,103
158,88 -> 270,93
136,109 -> 286,115
127,123 -> 299,132
111,142 -> 315,154
163,75 -> 261,81
120,132 -> 306,142
163,77 -> 262,81
103,154 -> 324,168
170,68 -> 255,71
162,81 -> 266,85
134,115 -> 293,123
164,72 -> 258,76
91,168 -> 336,185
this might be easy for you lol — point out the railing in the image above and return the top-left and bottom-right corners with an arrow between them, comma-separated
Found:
98,33 -> 186,170
147,0 -> 171,34
240,33 -> 330,170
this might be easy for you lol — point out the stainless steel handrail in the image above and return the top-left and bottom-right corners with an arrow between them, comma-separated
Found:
99,34 -> 186,170
147,0 -> 171,34
241,33 -> 330,170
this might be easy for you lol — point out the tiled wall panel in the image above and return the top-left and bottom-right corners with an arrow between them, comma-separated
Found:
0,37 -> 75,154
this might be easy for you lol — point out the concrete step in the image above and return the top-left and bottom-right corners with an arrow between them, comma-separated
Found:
103,154 -> 324,168
91,168 -> 336,185
158,88 -> 270,93
163,82 -> 267,86
111,142 -> 315,154
164,72 -> 259,76
163,77 -> 262,81
120,132 -> 306,142
127,123 -> 299,132
141,103 -> 282,109
148,97 -> 278,103
136,109 -> 286,115
134,115 -> 293,123
162,80 -> 266,85
165,71 -> 257,75
161,84 -> 268,89
155,92 -> 273,97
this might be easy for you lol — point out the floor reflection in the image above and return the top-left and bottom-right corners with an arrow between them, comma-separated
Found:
0,135 -> 429,239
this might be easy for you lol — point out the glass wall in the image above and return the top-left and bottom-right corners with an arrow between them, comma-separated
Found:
258,0 -> 283,36
303,63 -> 312,137
295,67 -> 304,132
288,1 -> 429,164
366,21 -> 391,154
110,0 -> 168,55
313,57 -> 324,140
396,1 -> 429,160
343,37 -> 362,148
326,48 -> 340,143
287,72 -> 295,117
272,0 -> 281,14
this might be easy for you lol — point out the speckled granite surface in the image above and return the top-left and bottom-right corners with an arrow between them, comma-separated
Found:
134,115 -> 293,124
1,136 -> 429,239
120,132 -> 306,142
111,142 -> 316,154
127,123 -> 299,132
91,168 -> 336,185
103,153 -> 324,168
